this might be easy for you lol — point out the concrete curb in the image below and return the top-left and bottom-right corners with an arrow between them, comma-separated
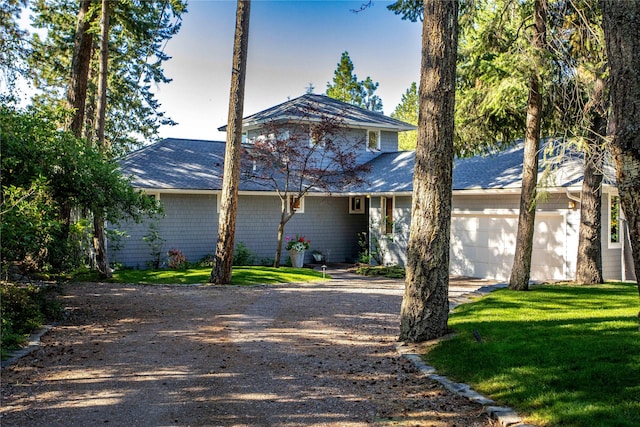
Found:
1,326 -> 51,369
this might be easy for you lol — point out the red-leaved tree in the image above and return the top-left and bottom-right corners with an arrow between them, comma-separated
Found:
241,105 -> 370,267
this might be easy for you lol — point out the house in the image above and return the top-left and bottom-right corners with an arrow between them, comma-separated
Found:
111,94 -> 635,282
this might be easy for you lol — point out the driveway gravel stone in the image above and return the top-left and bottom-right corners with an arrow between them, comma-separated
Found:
1,268 -> 499,426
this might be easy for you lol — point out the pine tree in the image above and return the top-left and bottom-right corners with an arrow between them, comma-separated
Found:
391,82 -> 418,150
400,0 -> 458,342
210,0 -> 251,284
326,51 -> 362,106
326,51 -> 382,112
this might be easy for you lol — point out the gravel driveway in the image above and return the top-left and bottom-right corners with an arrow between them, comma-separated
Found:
1,269 -> 496,426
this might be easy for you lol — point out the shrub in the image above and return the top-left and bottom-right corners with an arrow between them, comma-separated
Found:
233,242 -> 255,266
167,249 -> 188,270
356,264 -> 405,279
1,283 -> 63,359
143,223 -> 165,269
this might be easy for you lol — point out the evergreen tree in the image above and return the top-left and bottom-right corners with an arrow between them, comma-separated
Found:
400,0 -> 458,342
391,82 -> 418,150
326,51 -> 382,112
0,0 -> 29,94
600,0 -> 640,296
509,0 -> 547,291
211,0 -> 251,285
28,0 -> 186,154
326,51 -> 362,106
361,76 -> 383,112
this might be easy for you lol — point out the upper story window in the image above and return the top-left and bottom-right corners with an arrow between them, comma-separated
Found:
367,130 -> 380,151
288,195 -> 305,214
308,126 -> 323,147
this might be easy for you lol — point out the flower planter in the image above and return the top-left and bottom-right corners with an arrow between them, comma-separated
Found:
289,249 -> 305,268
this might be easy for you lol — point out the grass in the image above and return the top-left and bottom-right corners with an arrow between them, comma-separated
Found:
425,282 -> 640,427
74,266 -> 328,286
355,264 -> 406,278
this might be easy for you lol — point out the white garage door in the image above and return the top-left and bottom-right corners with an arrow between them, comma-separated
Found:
450,212 -> 567,281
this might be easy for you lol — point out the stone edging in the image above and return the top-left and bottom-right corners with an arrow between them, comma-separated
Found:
396,343 -> 535,427
1,326 -> 51,369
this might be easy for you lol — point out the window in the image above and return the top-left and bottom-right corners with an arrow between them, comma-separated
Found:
368,130 -> 380,151
349,196 -> 365,214
381,196 -> 393,234
309,126 -> 323,147
288,195 -> 305,213
609,194 -> 621,247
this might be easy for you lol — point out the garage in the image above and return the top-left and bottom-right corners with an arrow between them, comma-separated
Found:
450,210 -> 568,281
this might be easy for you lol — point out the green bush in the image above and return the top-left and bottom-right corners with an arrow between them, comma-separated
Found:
233,242 -> 255,266
355,264 -> 406,278
1,283 -> 63,359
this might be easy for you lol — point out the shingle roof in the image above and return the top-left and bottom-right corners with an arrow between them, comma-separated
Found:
218,93 -> 416,132
121,139 -> 615,193
364,141 -> 616,193
121,138 -> 226,190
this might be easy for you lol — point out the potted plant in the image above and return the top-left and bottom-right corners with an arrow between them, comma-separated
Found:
312,250 -> 324,263
286,235 -> 310,268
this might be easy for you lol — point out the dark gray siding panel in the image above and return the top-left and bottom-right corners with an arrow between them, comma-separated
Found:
110,193 -> 218,268
380,131 -> 398,152
110,193 -> 368,269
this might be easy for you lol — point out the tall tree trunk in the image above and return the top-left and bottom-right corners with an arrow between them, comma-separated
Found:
67,0 -> 94,138
509,0 -> 547,291
576,77 -> 606,284
399,0 -> 458,343
274,208 -> 287,268
94,0 -> 109,151
210,0 -> 251,284
61,0 -> 94,245
600,1 -> 640,298
93,0 -> 110,279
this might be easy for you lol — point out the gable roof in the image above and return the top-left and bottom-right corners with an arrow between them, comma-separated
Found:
121,138 -> 615,194
218,93 -> 416,133
364,141 -> 616,194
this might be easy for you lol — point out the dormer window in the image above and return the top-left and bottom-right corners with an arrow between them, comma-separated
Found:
367,130 -> 380,151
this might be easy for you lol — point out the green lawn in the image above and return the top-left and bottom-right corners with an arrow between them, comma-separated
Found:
93,266 -> 328,286
426,282 -> 640,427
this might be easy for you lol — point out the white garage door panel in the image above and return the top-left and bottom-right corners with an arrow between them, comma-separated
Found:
450,213 -> 566,281
530,215 -> 565,280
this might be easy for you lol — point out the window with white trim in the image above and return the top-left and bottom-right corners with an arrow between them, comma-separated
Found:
608,194 -> 622,248
367,130 -> 380,151
349,196 -> 365,214
381,196 -> 394,234
288,195 -> 305,213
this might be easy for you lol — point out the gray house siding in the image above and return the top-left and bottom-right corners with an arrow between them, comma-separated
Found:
110,193 -> 368,268
380,131 -> 398,152
600,191 -> 633,281
111,193 -> 218,268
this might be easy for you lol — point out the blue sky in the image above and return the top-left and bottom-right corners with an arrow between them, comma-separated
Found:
155,0 -> 422,141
